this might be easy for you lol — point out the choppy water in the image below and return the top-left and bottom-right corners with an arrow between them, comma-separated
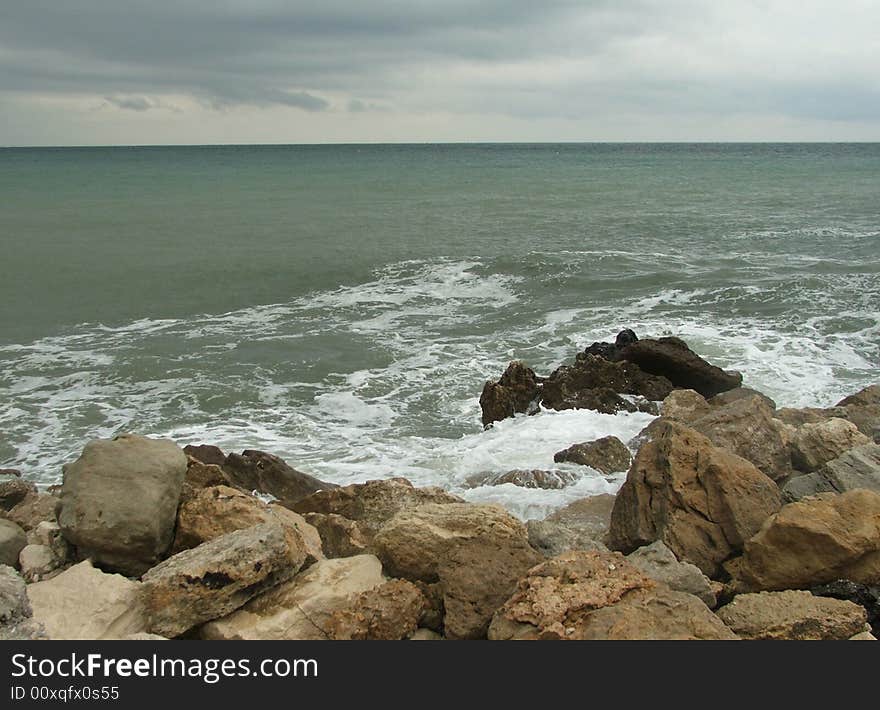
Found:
1,144 -> 878,519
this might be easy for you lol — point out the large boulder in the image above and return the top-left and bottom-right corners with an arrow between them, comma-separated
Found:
57,434 -> 187,576
660,389 -> 711,424
716,590 -> 867,640
689,395 -> 794,481
221,450 -> 336,508
730,490 -> 880,592
782,444 -> 880,502
372,503 -> 542,639
837,385 -> 880,408
183,444 -> 227,466
302,513 -> 369,558
526,494 -> 615,557
709,387 -> 777,411
553,436 -> 632,474
488,551 -> 736,640
0,519 -> 26,567
0,479 -> 37,511
27,560 -> 146,640
322,579 -> 428,640
292,478 -> 462,541
626,541 -> 716,607
142,522 -> 303,638
790,419 -> 871,473
0,565 -> 45,641
811,579 -> 880,635
479,361 -> 541,427
200,555 -> 385,640
608,421 -> 782,577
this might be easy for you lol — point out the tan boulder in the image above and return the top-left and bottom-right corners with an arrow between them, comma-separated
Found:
323,579 -> 428,640
0,519 -> 26,568
488,551 -> 736,640
715,590 -> 867,640
526,494 -> 614,557
608,421 -> 782,577
661,389 -> 711,423
302,512 -> 369,558
791,418 -> 871,473
4,492 -> 58,532
552,436 -> 633,475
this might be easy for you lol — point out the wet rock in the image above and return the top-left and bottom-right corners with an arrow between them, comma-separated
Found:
474,469 -> 580,490
0,519 -> 26,567
660,389 -> 711,424
526,494 -> 615,557
709,387 -> 777,411
715,590 -> 867,640
57,434 -> 187,576
0,469 -> 22,478
790,419 -> 871,473
782,444 -> 880,502
608,420 -> 782,577
626,541 -> 716,607
302,512 -> 369,558
221,450 -> 336,508
553,436 -> 632,474
488,551 -> 736,640
323,579 -> 428,640
836,385 -> 880,408
183,444 -> 227,466
479,361 -> 541,427
0,479 -> 37,511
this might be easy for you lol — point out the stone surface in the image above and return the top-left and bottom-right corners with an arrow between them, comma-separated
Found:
626,541 -> 717,607
488,551 -> 736,640
4,492 -> 58,532
474,469 -> 580,490
0,479 -> 37,511
200,555 -> 385,640
709,387 -> 777,411
526,494 -> 615,557
323,579 -> 428,640
302,512 -> 369,558
811,579 -> 880,635
27,560 -> 145,640
836,385 -> 880,408
18,545 -> 59,583
791,418 -> 871,473
0,564 -> 30,624
661,389 -> 711,423
715,590 -> 867,640
57,434 -> 187,575
373,503 -> 542,639
782,444 -> 880,502
182,458 -> 236,492
553,436 -> 632,474
0,519 -> 26,567
479,361 -> 541,427
183,444 -> 227,466
142,522 -> 303,638
221,449 -> 335,507
293,477 -> 462,540
732,490 -> 880,592
608,421 -> 782,577
409,628 -> 443,640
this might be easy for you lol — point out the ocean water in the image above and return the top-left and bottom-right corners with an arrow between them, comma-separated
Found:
1,143 -> 878,519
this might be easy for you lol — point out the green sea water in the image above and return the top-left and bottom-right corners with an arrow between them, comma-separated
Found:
1,143 -> 878,517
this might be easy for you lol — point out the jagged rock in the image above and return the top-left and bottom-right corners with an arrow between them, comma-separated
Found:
472,469 -> 580,490
731,490 -> 880,592
715,590 -> 867,640
4,492 -> 58,532
0,565 -> 30,624
782,444 -> 880,502
709,387 -> 777,411
293,478 -> 462,541
488,551 -> 736,640
661,389 -> 711,423
775,403 -> 880,441
200,555 -> 385,640
171,485 -> 322,566
57,434 -> 187,576
479,361 -> 541,427
526,494 -> 615,557
323,579 -> 428,640
143,522 -> 302,638
302,512 -> 369,558
0,519 -> 26,567
183,457 -> 236,493
608,420 -> 782,577
626,541 -> 717,607
221,450 -> 336,507
183,444 -> 227,466
790,419 -> 871,473
27,560 -> 146,640
837,385 -> 880,408
690,395 -> 794,481
553,436 -> 632,474
372,503 -> 542,639
811,579 -> 880,634
0,479 -> 37,511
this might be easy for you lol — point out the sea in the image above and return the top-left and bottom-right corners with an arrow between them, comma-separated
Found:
1,143 -> 878,519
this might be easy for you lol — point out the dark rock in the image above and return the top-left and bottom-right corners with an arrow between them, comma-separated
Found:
811,579 -> 880,635
183,444 -> 227,466
222,450 -> 336,508
615,328 -> 639,348
0,480 -> 37,511
836,385 -> 880,408
479,361 -> 541,427
553,436 -> 632,474
0,469 -> 22,478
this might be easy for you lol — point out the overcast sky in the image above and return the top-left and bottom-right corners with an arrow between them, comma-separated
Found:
1,0 -> 878,145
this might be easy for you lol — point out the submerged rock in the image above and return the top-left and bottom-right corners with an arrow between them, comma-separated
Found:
221,449 -> 336,508
553,436 -> 632,474
471,469 -> 580,490
479,361 -> 541,427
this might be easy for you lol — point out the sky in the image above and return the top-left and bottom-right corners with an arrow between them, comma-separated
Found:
1,0 -> 879,145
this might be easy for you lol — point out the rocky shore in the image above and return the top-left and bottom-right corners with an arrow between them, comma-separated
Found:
2,329 -> 879,641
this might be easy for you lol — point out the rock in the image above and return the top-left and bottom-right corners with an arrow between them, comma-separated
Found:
626,541 -> 717,607
292,478 -> 462,541
372,503 -> 542,639
142,522 -> 303,638
850,631 -> 877,640
183,458 -> 236,493
0,519 -> 27,567
837,385 -> 880,408
608,420 -> 782,577
732,490 -> 880,592
183,444 -> 227,466
0,479 -> 37,511
200,555 -> 385,640
715,590 -> 867,640
526,494 -> 615,557
57,434 -> 187,576
782,444 -> 880,502
0,565 -> 30,625
661,389 -> 711,423
553,436 -> 632,474
0,468 -> 22,477
775,404 -> 880,440
811,579 -> 880,634
221,450 -> 336,507
479,361 -> 541,427
473,469 -> 580,490
27,560 -> 146,640
791,418 -> 871,473
488,551 -> 736,640
18,545 -> 59,582
171,485 -> 322,566
690,395 -> 794,481
323,579 -> 428,640
410,628 -> 443,640
123,632 -> 168,640
302,513 -> 369,558
709,387 -> 777,411
4,492 -> 58,531
616,337 -> 742,398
